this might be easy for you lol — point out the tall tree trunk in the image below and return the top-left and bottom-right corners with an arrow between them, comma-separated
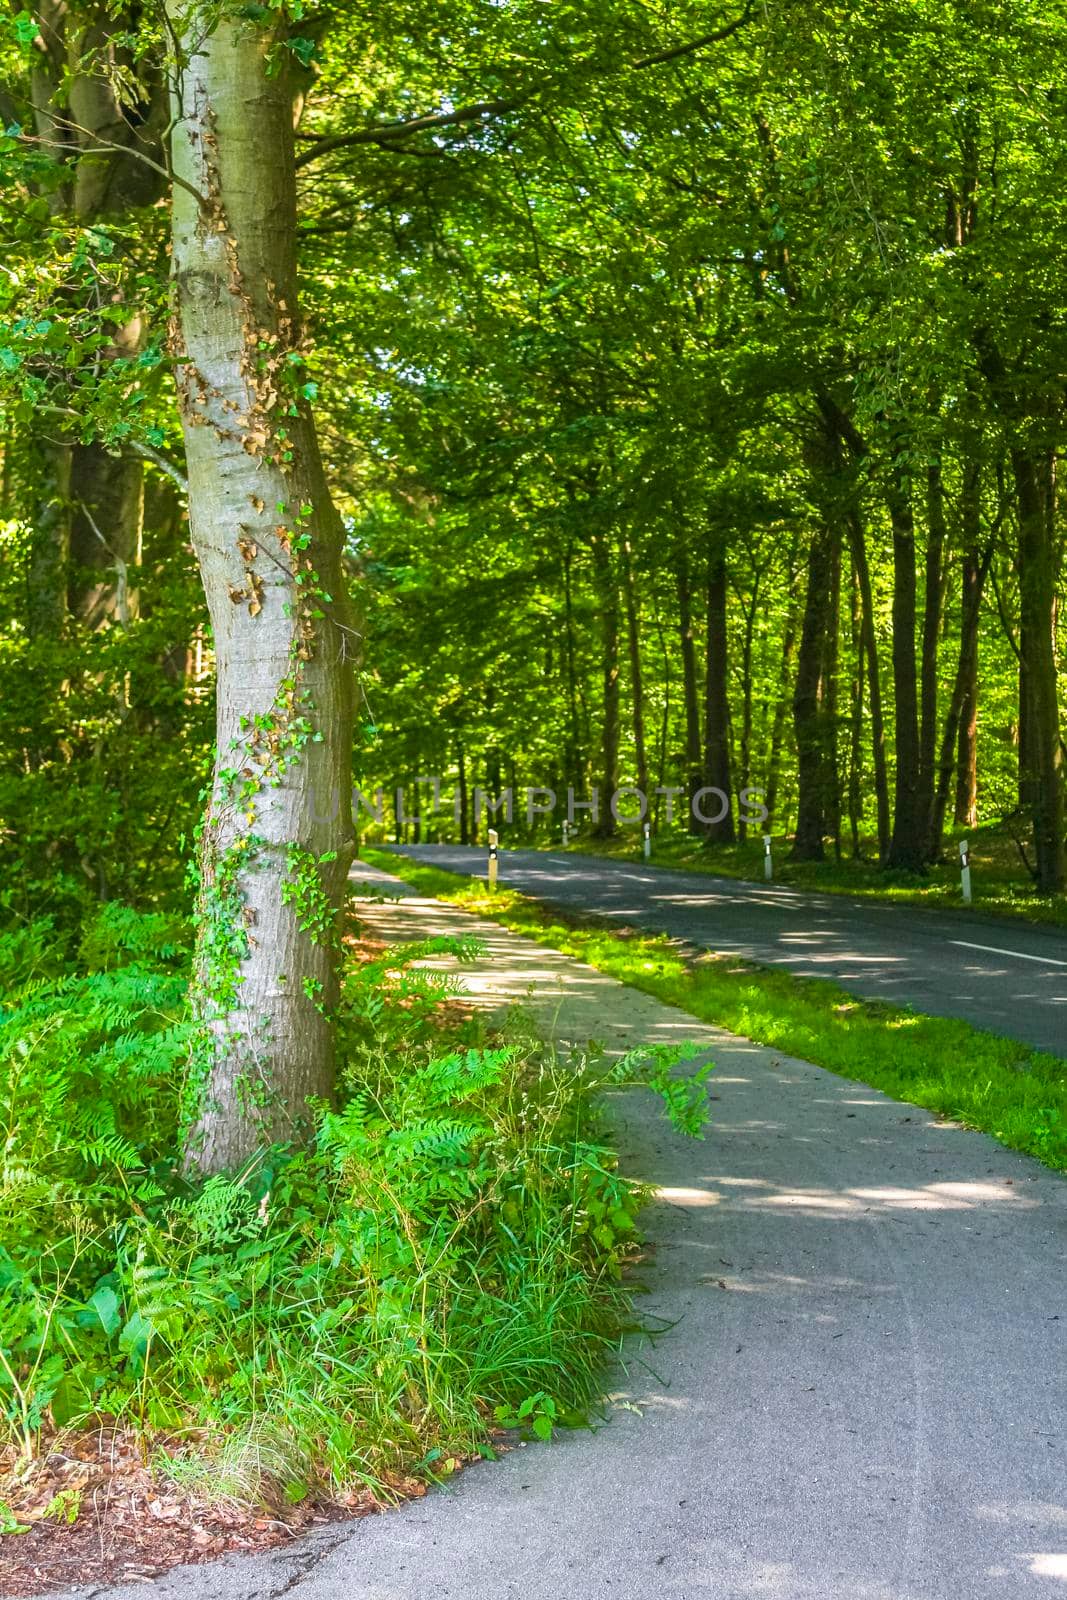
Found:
1013,449 -> 1065,892
791,522 -> 835,861
846,509 -> 890,862
26,6 -> 167,635
676,555 -> 703,835
456,741 -> 470,846
620,534 -> 649,801
590,531 -> 619,837
886,465 -> 925,872
736,578 -> 759,844
931,461 -> 985,845
168,4 -> 356,1172
821,523 -> 842,859
847,560 -> 864,857
953,552 -> 982,828
765,604 -> 797,830
652,595 -> 672,832
918,459 -> 946,855
703,547 -> 735,843
561,543 -> 584,799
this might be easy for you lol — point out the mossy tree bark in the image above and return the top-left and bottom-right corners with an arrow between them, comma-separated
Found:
166,5 -> 356,1173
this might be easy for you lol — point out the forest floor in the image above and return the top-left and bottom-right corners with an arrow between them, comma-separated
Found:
561,819 -> 1067,927
59,862 -> 1067,1600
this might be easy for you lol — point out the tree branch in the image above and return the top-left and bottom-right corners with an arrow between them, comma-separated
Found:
295,4 -> 755,171
17,124 -> 209,215
294,98 -> 524,169
634,0 -> 755,67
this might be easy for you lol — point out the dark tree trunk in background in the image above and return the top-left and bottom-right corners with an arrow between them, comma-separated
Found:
703,548 -> 735,843
1013,449 -> 1065,892
846,508 -> 890,861
621,535 -> 649,802
736,577 -> 759,843
456,742 -> 470,845
561,544 -> 585,800
918,459 -> 947,856
930,461 -> 986,846
68,446 -> 144,626
886,464 -> 925,872
26,6 -> 167,636
821,522 -> 842,858
590,531 -> 620,837
676,556 -> 704,835
954,554 -> 981,828
847,561 -> 864,857
765,603 -> 797,830
791,520 -> 836,861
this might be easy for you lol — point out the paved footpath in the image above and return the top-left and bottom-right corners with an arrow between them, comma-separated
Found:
69,864 -> 1066,1600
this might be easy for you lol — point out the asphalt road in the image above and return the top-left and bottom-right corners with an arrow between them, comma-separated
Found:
68,869 -> 1067,1600
389,844 -> 1067,1058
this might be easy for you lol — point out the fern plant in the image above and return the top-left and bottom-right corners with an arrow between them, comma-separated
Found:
0,911 -> 713,1497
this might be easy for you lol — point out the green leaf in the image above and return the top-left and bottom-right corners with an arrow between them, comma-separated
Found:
87,1285 -> 121,1337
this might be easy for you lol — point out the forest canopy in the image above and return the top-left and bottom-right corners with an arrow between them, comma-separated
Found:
0,0 -> 1065,1180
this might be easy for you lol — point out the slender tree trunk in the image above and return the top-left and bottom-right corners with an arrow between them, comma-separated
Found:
846,508 -> 890,861
736,581 -> 758,843
561,544 -> 584,799
620,534 -> 649,801
918,459 -> 946,855
1013,449 -> 1065,892
676,556 -> 703,835
652,596 -> 672,832
765,605 -> 797,831
930,461 -> 985,844
703,548 -> 735,843
791,522 -> 835,861
821,525 -> 842,859
590,531 -> 619,837
886,464 -> 925,872
168,5 -> 355,1172
456,742 -> 470,845
847,561 -> 864,857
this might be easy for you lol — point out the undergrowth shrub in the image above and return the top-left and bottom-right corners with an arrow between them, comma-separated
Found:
0,905 -> 710,1499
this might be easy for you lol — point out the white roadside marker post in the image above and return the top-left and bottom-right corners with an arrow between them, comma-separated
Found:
562,818 -> 570,847
960,838 -> 972,905
488,828 -> 499,893
764,834 -> 773,881
643,821 -> 651,860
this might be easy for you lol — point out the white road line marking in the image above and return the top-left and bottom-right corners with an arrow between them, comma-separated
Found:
950,939 -> 1067,968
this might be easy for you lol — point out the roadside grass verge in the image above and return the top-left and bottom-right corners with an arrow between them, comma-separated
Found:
553,821 -> 1067,929
363,847 -> 1067,1173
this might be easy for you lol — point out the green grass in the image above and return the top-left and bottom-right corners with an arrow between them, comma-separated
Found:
552,819 -> 1067,929
364,846 -> 1067,1173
